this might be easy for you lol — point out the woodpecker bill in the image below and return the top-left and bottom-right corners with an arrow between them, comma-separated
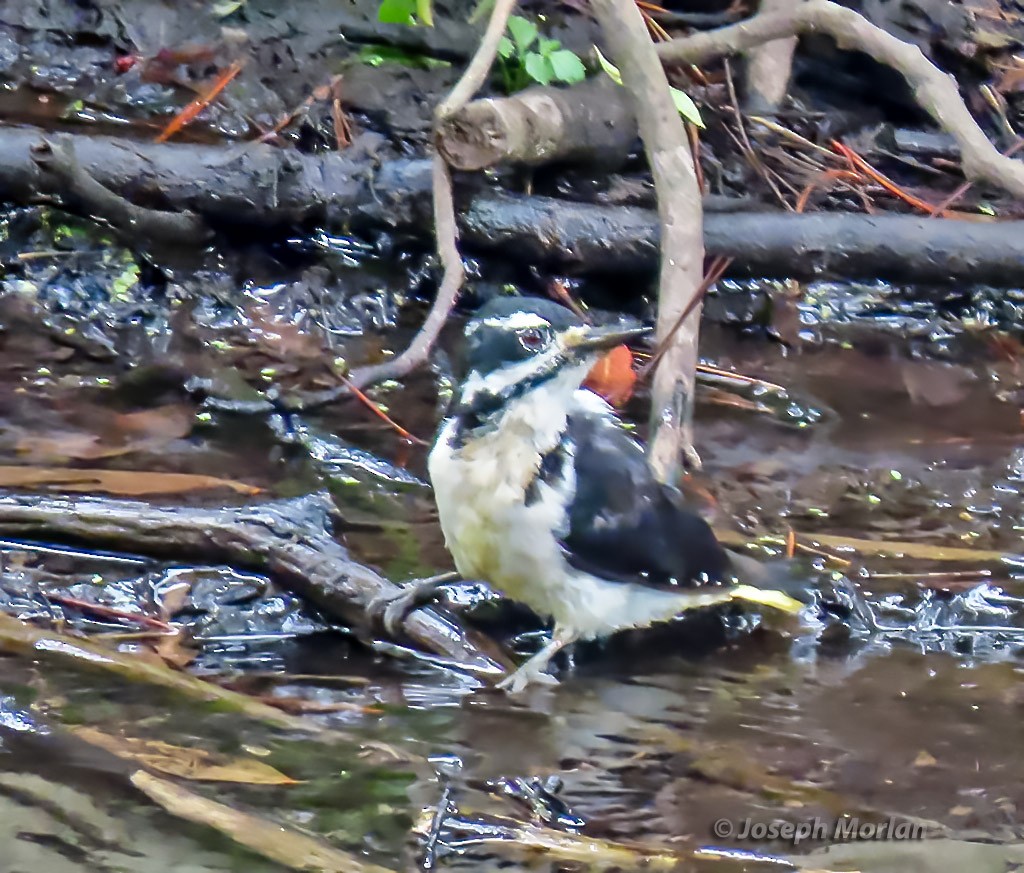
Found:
427,297 -> 805,693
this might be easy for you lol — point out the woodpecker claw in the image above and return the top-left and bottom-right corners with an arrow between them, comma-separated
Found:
498,665 -> 560,694
367,572 -> 460,637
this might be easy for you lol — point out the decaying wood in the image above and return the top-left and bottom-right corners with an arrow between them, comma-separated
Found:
437,77 -> 636,170
0,129 -> 1021,290
459,195 -> 1024,284
0,491 -> 510,680
591,0 -> 705,483
657,0 -> 1024,200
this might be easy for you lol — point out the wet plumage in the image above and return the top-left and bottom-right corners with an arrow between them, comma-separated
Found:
427,297 -> 803,691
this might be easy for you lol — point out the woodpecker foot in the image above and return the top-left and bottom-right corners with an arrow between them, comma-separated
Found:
497,626 -> 577,694
368,572 -> 460,637
498,665 -> 559,694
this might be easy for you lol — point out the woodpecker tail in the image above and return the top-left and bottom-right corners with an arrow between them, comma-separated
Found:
724,549 -> 814,615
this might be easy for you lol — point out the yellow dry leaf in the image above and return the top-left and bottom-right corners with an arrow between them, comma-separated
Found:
0,465 -> 260,496
71,726 -> 298,784
913,750 -> 938,767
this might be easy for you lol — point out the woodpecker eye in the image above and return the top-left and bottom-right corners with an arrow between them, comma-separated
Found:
517,327 -> 548,352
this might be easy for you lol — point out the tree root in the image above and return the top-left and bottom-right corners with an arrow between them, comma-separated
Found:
742,0 -> 798,112
31,135 -> 211,247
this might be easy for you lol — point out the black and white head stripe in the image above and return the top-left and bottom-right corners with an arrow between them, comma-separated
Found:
452,298 -> 592,434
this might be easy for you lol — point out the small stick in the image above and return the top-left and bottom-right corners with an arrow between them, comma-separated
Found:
156,60 -> 244,143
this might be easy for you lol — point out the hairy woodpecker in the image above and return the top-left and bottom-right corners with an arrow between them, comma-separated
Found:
421,297 -> 805,692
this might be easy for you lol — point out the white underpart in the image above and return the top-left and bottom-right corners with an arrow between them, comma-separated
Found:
429,373 -> 734,643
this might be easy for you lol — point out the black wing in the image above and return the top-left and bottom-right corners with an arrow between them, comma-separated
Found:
559,407 -> 731,591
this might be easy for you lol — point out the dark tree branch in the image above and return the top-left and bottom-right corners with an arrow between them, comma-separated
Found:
31,135 -> 211,247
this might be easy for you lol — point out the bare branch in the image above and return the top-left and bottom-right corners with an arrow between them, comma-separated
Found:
349,0 -> 517,390
657,0 -> 1024,199
32,135 -> 211,247
591,0 -> 705,483
743,0 -> 797,112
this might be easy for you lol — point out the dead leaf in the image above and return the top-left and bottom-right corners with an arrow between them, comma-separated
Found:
0,466 -> 260,496
130,771 -> 395,873
913,750 -> 938,767
246,305 -> 324,360
72,727 -> 298,784
584,345 -> 637,406
152,629 -> 198,669
16,404 -> 195,461
900,360 -> 974,407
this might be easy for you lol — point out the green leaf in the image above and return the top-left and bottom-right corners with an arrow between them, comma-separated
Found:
537,37 -> 561,55
416,0 -> 434,26
507,15 -> 539,53
548,49 -> 586,84
593,46 -> 623,85
524,52 -> 553,85
670,86 -> 704,127
593,45 -> 703,127
377,0 -> 416,25
497,36 -> 514,59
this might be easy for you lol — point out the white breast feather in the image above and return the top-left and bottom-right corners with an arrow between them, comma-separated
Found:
429,387 -> 734,638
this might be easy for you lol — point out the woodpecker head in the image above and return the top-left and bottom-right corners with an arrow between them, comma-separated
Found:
453,297 -> 647,431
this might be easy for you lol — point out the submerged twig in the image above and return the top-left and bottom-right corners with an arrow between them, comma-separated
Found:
131,771 -> 396,873
0,612 -> 310,731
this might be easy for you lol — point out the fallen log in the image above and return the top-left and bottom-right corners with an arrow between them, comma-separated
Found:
436,78 -> 637,171
459,193 -> 1024,284
0,491 -> 510,680
0,127 -> 1022,283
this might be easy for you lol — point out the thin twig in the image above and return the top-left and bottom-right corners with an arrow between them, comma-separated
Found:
638,256 -> 731,380
348,0 -> 518,392
723,59 -> 794,209
657,0 -> 1024,199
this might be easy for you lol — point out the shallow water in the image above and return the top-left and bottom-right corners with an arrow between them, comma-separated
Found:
1,283 -> 1024,873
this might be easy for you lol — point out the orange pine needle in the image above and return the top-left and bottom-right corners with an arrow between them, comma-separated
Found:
342,376 -> 428,446
785,528 -> 796,558
830,139 -> 939,214
156,60 -> 244,144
